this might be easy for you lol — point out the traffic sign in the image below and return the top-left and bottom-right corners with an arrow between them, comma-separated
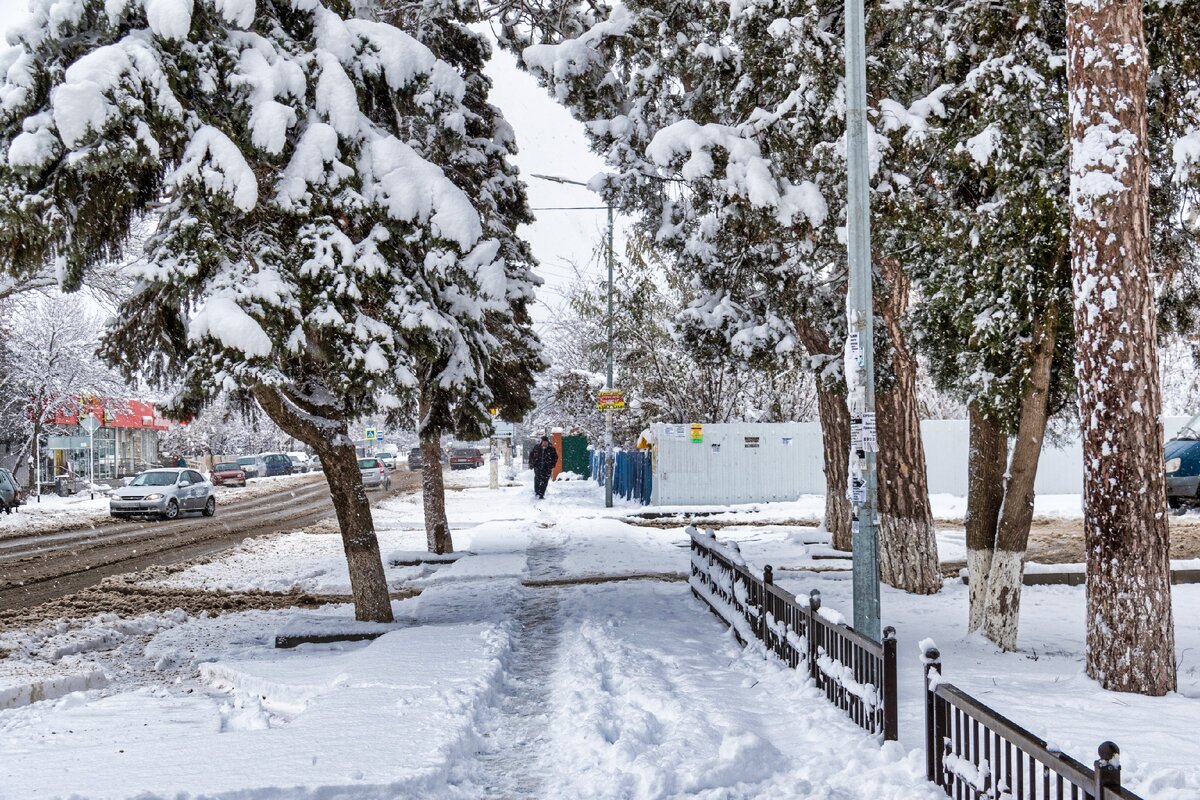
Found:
597,390 -> 626,411
80,414 -> 101,435
365,428 -> 377,441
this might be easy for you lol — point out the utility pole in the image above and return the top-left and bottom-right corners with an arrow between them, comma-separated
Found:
531,173 -> 616,508
844,0 -> 881,642
605,202 -> 615,508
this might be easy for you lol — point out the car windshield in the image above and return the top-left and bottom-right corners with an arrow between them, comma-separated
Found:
237,457 -> 256,465
1176,414 -> 1200,441
358,458 -> 379,469
130,471 -> 179,487
215,463 -> 239,471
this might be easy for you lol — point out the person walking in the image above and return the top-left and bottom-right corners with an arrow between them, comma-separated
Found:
528,436 -> 558,500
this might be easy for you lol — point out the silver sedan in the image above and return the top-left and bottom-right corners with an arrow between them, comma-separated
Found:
110,468 -> 216,520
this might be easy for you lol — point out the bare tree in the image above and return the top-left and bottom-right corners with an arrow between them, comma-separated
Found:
1066,0 -> 1176,694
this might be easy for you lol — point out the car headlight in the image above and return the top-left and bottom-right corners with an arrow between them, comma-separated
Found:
1166,458 -> 1182,474
144,493 -> 164,501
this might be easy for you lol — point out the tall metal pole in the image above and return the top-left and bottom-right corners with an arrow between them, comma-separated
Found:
605,201 -> 615,509
844,0 -> 881,642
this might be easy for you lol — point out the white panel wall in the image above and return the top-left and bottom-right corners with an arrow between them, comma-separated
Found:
650,417 -> 1192,505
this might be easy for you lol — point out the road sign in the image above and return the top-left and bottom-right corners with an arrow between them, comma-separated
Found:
80,414 -> 101,434
597,390 -> 626,411
492,421 -> 515,439
365,428 -> 377,441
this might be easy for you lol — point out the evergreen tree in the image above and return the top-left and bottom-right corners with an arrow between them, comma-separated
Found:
515,0 -> 943,592
0,0 -> 534,620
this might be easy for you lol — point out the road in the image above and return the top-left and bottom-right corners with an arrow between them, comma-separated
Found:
0,470 -> 420,612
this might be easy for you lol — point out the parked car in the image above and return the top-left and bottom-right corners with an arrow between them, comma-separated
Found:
236,455 -> 263,479
377,452 -> 397,471
309,454 -> 324,472
1166,413 -> 1200,507
209,461 -> 247,487
449,447 -> 485,470
109,468 -> 215,520
287,451 -> 311,473
359,457 -> 391,491
407,447 -> 423,470
0,467 -> 21,513
258,452 -> 295,477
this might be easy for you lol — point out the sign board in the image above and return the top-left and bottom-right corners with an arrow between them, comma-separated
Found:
492,421 -> 515,439
80,414 -> 101,435
664,424 -> 687,438
376,433 -> 386,443
690,423 -> 703,443
365,428 -> 377,441
597,390 -> 626,411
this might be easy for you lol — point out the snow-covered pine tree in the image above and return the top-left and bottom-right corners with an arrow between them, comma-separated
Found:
390,0 -> 544,554
0,0 -> 523,621
1065,0 -> 1176,695
894,0 -> 1077,649
515,0 -> 943,592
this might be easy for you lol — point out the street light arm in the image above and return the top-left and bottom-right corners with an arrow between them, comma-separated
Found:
529,172 -> 590,187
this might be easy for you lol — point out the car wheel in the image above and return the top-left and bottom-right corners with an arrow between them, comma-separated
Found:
162,499 -> 179,521
203,496 -> 216,517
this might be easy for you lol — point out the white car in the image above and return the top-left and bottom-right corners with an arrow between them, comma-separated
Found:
376,452 -> 398,471
109,468 -> 215,520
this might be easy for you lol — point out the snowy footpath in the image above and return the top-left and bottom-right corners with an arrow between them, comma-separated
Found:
0,470 -> 1196,798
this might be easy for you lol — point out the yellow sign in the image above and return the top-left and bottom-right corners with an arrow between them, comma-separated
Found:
690,423 -> 703,443
597,390 -> 626,411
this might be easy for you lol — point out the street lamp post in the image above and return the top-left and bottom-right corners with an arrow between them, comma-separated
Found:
531,173 -> 616,509
844,0 -> 881,642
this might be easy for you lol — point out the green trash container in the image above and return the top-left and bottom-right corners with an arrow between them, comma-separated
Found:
561,435 -> 590,479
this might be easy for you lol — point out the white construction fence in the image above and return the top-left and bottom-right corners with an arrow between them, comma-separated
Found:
648,417 -> 1191,507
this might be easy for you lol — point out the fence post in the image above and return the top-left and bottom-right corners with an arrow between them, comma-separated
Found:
807,589 -> 821,683
1095,741 -> 1121,799
882,625 -> 897,742
762,565 -> 774,649
923,645 -> 942,785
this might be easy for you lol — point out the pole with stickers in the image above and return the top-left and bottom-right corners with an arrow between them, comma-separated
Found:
844,0 -> 881,642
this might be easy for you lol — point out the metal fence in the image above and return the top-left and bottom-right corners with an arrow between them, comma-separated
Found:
590,449 -> 653,505
688,526 -> 1142,798
923,646 -> 1140,800
688,525 -> 897,740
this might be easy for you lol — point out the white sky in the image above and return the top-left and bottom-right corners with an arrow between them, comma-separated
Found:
0,2 -> 615,326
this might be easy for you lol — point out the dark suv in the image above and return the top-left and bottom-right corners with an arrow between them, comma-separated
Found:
1166,414 -> 1200,507
407,447 -> 423,470
0,468 -> 21,514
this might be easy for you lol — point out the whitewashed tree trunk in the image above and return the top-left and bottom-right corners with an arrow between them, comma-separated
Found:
1065,0 -> 1176,694
966,404 -> 1006,632
981,313 -> 1058,650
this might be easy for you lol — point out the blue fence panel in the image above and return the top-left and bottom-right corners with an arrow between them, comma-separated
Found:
586,448 -> 651,505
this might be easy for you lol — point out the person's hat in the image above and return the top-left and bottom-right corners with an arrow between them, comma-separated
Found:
541,435 -> 550,442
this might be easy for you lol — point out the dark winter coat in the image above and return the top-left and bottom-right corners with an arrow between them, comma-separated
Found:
528,443 -> 558,475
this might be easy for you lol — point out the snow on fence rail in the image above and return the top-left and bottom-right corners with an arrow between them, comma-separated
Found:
687,525 -> 898,740
922,645 -> 1141,800
688,525 -> 1144,799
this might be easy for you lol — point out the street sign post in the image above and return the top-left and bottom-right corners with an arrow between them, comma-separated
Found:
80,413 -> 101,499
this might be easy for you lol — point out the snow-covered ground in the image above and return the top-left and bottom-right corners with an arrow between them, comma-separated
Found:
0,469 -> 1195,798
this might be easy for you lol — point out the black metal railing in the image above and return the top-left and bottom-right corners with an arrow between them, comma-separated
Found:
923,645 -> 1142,800
689,525 -> 898,740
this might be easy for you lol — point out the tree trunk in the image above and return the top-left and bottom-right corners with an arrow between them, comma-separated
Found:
875,259 -> 940,594
1066,0 -> 1176,694
981,314 -> 1058,650
793,318 -> 852,552
252,385 -> 393,623
817,386 -> 852,551
966,403 -> 1006,633
421,427 -> 453,554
